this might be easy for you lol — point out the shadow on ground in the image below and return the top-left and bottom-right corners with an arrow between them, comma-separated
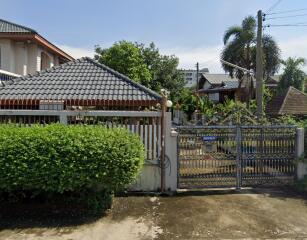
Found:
0,202 -> 106,230
1,187 -> 307,240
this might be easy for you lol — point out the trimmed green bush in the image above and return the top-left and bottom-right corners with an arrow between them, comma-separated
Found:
0,124 -> 144,212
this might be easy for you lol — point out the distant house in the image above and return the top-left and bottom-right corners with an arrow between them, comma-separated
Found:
266,75 -> 281,89
197,73 -> 255,103
181,68 -> 209,88
0,57 -> 162,110
266,86 -> 307,116
0,18 -> 73,78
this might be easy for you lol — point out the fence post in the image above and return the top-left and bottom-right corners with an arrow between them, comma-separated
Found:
296,128 -> 306,180
164,111 -> 178,191
236,125 -> 242,189
59,113 -> 67,125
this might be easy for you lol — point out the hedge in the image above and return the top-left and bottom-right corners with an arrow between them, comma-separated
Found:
0,124 -> 144,211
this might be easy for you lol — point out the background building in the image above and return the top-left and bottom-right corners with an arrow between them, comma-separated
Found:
181,67 -> 209,88
0,18 -> 73,79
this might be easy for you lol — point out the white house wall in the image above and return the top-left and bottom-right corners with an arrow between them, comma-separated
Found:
0,39 -> 15,72
14,42 -> 28,75
0,39 -> 60,76
27,43 -> 39,73
203,80 -> 212,90
208,93 -> 219,102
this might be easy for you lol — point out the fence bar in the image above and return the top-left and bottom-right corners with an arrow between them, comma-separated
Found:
0,110 -> 162,118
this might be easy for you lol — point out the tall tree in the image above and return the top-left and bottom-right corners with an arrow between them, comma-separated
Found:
221,16 -> 281,100
222,16 -> 280,77
278,57 -> 306,92
95,41 -> 151,86
95,41 -> 185,101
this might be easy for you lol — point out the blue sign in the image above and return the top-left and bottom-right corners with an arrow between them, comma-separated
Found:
202,136 -> 216,141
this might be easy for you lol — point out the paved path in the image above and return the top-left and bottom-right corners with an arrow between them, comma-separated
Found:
1,188 -> 307,239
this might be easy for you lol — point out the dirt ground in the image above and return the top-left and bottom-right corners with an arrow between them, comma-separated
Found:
1,188 -> 307,240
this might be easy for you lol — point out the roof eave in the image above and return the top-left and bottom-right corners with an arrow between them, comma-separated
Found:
0,33 -> 74,61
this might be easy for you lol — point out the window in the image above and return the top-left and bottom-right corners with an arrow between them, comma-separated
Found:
185,72 -> 193,76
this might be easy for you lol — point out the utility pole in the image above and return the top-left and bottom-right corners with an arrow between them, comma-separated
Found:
196,62 -> 199,90
256,10 -> 263,118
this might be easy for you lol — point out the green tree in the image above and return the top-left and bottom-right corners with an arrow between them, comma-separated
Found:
137,42 -> 185,100
95,41 -> 185,100
221,16 -> 280,78
177,88 -> 198,120
95,41 -> 151,86
221,16 -> 280,104
278,57 -> 306,92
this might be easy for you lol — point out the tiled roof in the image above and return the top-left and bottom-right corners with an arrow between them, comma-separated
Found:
0,57 -> 162,103
266,86 -> 307,115
0,19 -> 36,33
202,73 -> 239,85
266,75 -> 280,85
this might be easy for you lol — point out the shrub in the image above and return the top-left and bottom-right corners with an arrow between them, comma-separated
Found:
294,176 -> 307,192
0,124 -> 144,212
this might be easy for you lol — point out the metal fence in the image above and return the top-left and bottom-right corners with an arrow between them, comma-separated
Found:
177,125 -> 297,189
0,69 -> 20,84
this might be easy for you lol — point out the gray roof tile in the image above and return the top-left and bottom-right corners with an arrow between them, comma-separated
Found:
0,57 -> 161,103
0,19 -> 36,33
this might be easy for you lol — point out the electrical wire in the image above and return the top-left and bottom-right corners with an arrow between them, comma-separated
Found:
266,0 -> 283,14
266,23 -> 307,27
265,8 -> 307,15
265,13 -> 307,20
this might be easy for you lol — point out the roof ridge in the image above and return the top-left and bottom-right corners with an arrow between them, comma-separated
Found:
0,18 -> 36,33
83,57 -> 162,100
289,86 -> 307,96
278,87 -> 292,115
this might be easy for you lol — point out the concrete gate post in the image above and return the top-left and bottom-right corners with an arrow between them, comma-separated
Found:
165,112 -> 178,191
296,128 -> 306,180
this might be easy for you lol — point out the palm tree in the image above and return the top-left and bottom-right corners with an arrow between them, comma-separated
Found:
278,57 -> 306,92
221,16 -> 281,101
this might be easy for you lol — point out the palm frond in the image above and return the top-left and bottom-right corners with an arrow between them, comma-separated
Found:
223,26 -> 242,45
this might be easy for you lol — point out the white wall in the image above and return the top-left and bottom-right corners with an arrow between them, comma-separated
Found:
14,42 -> 28,75
0,39 -> 60,75
208,93 -> 219,102
203,80 -> 212,90
130,112 -> 178,192
0,39 -> 15,72
27,44 -> 39,74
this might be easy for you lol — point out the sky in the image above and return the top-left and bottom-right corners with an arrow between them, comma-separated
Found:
1,0 -> 307,73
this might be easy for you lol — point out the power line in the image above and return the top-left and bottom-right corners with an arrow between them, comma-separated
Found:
265,13 -> 307,20
266,0 -> 283,14
265,8 -> 307,15
266,23 -> 307,27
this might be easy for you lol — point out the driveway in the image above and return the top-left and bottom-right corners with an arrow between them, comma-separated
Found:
1,188 -> 307,239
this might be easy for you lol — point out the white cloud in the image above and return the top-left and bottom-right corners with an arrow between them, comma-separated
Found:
161,45 -> 224,73
57,45 -> 94,59
163,35 -> 307,73
58,36 -> 307,74
279,35 -> 307,72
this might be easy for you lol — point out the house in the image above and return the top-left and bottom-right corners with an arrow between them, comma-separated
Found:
0,18 -> 73,78
0,57 -> 162,110
266,75 -> 281,89
181,68 -> 209,88
197,73 -> 255,103
266,86 -> 307,116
